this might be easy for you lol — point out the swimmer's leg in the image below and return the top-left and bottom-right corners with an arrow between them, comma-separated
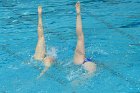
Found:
74,1 -> 85,64
34,6 -> 46,61
37,67 -> 49,79
37,56 -> 54,79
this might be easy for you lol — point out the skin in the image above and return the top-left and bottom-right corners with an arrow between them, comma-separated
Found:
34,6 -> 46,61
74,1 -> 96,74
34,6 -> 55,78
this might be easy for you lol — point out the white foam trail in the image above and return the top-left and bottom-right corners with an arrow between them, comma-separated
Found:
67,66 -> 84,81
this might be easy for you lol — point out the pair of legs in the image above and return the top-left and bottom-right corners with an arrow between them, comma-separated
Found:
74,1 -> 96,74
34,6 -> 54,78
34,1 -> 96,78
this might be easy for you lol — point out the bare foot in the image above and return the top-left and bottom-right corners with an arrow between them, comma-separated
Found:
38,5 -> 42,14
75,1 -> 81,14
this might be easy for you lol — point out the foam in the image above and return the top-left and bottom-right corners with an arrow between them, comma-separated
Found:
47,47 -> 57,59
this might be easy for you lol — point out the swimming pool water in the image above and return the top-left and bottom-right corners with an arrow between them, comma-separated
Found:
0,0 -> 140,93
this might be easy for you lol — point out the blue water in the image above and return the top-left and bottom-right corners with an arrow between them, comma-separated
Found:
0,0 -> 140,93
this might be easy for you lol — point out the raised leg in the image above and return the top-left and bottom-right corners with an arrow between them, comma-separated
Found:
74,1 -> 85,64
34,6 -> 46,61
33,6 -> 56,78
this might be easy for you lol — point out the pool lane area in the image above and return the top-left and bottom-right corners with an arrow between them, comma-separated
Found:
0,0 -> 140,93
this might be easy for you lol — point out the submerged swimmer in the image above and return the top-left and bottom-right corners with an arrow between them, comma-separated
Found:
74,1 -> 96,74
34,6 -> 55,78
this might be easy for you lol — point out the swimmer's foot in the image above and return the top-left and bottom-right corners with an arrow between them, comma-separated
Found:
38,5 -> 42,15
75,1 -> 81,14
